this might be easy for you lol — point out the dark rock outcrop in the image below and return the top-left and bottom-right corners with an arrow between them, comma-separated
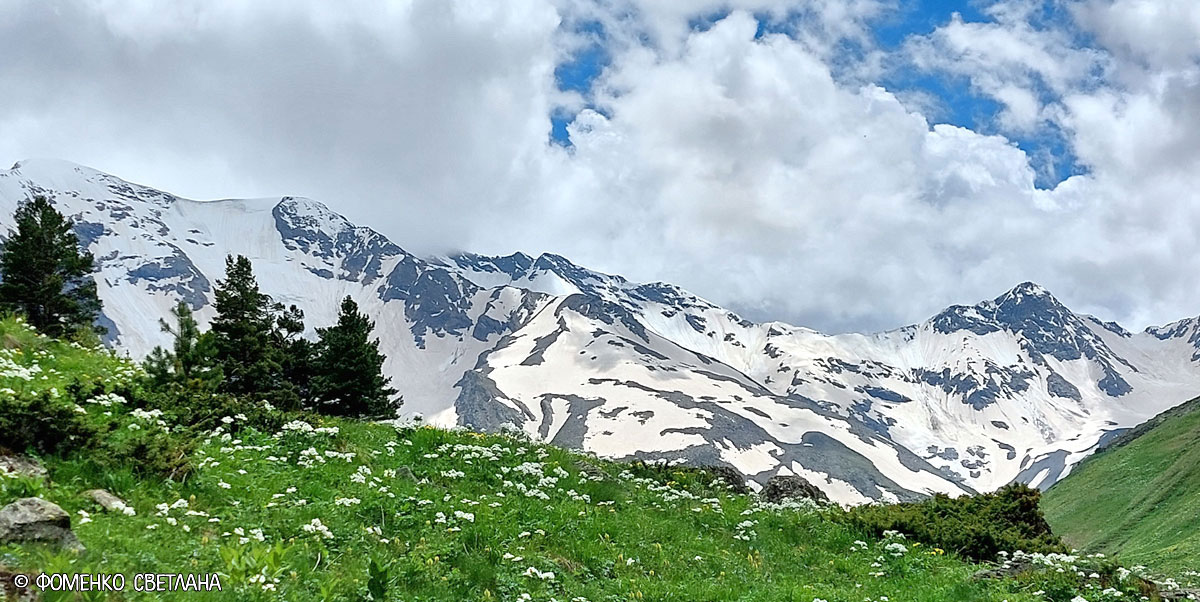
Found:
760,475 -> 829,503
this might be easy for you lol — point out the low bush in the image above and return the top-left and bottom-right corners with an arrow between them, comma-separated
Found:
0,390 -> 97,456
99,424 -> 196,479
839,483 -> 1067,561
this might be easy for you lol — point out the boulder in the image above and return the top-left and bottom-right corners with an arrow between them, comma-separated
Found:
0,455 -> 47,480
83,489 -> 133,514
0,497 -> 85,552
971,560 -> 1033,580
760,475 -> 830,504
699,465 -> 750,494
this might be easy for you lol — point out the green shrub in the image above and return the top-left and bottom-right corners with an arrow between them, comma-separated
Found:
142,383 -> 287,435
99,425 -> 195,479
0,390 -> 97,456
839,483 -> 1067,561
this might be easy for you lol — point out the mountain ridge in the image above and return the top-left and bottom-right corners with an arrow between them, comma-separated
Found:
3,157 -> 1199,505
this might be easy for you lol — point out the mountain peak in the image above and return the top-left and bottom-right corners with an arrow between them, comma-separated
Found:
929,281 -> 1073,337
996,281 -> 1055,301
8,157 -> 91,172
274,195 -> 350,231
3,158 -> 101,185
992,281 -> 1069,315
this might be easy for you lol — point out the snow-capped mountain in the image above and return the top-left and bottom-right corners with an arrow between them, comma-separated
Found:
3,158 -> 1199,505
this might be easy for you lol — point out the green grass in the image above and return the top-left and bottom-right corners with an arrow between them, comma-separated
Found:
0,315 -> 138,398
1043,396 -> 1200,575
0,315 -> 1193,601
5,422 -> 1041,602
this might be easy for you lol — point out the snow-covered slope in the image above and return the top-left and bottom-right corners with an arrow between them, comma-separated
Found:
3,158 -> 1198,504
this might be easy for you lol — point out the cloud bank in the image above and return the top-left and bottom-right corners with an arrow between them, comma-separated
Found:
1,0 -> 1198,332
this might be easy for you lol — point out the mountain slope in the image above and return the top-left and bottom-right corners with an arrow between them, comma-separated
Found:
1042,395 -> 1200,574
3,158 -> 1200,505
447,251 -> 1200,494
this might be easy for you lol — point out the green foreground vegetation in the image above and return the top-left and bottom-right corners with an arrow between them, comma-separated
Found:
1043,396 -> 1200,576
1,317 -> 1197,601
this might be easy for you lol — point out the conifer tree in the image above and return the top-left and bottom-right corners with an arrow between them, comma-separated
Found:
311,296 -> 398,418
144,302 -> 222,391
272,302 -> 311,408
210,255 -> 283,400
0,196 -> 103,338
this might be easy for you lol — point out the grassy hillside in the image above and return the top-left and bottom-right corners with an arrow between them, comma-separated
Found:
0,316 -> 1193,601
1043,395 -> 1200,575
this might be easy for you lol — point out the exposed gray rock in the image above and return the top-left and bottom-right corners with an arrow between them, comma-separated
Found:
971,559 -> 1033,580
83,489 -> 130,514
123,245 -> 211,310
1046,371 -> 1082,401
455,369 -> 533,432
760,475 -> 829,504
1012,450 -> 1070,490
1159,588 -> 1200,601
537,394 -> 604,448
521,320 -> 568,366
0,456 -> 47,480
0,498 -> 85,552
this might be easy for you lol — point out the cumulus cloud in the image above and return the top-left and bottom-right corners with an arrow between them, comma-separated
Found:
903,5 -> 1105,133
1,0 -> 1198,333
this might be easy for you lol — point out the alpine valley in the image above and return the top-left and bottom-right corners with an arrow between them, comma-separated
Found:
3,158 -> 1199,506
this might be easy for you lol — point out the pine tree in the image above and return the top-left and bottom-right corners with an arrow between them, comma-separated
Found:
144,302 -> 222,391
209,255 -> 283,401
0,196 -> 103,338
311,296 -> 398,418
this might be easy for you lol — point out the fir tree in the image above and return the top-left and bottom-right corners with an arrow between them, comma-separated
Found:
0,196 -> 103,338
209,255 -> 284,401
311,296 -> 398,418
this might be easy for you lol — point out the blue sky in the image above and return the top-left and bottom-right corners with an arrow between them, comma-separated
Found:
552,1 -> 1082,188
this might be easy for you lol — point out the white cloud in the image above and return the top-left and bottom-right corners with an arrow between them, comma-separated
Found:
1072,0 -> 1200,70
903,9 -> 1105,133
1,0 -> 1199,333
